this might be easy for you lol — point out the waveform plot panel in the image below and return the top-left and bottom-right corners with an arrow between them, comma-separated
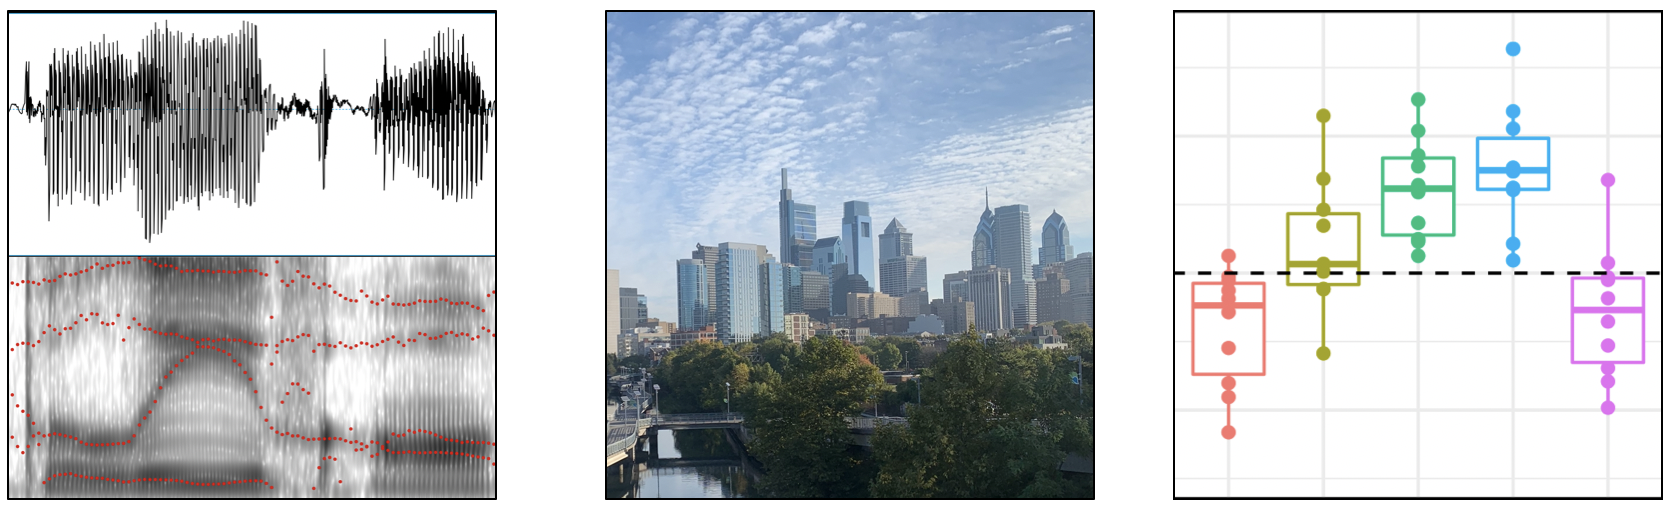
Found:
7,13 -> 496,255
6,256 -> 496,498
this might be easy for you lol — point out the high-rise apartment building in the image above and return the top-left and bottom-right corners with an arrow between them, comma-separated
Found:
800,270 -> 829,320
841,201 -> 875,289
992,204 -> 1036,328
677,259 -> 708,331
716,242 -> 767,343
761,256 -> 787,336
778,168 -> 818,270
930,298 -> 975,335
691,244 -> 720,327
969,265 -> 1013,332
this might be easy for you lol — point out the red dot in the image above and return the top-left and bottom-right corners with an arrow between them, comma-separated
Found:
1221,341 -> 1236,355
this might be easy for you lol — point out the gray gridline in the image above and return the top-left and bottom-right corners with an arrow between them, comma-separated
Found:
1187,12 -> 1660,498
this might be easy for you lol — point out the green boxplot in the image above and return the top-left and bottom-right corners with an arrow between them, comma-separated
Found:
1379,92 -> 1457,263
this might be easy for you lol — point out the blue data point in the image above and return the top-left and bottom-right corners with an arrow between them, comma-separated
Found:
1506,103 -> 1521,119
1506,41 -> 1521,56
1506,253 -> 1521,267
1506,236 -> 1521,251
1506,121 -> 1521,136
1506,181 -> 1521,197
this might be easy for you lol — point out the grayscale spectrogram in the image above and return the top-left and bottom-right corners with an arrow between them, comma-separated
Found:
6,257 -> 495,498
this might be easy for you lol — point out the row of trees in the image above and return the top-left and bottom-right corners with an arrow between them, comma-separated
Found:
643,324 -> 1095,498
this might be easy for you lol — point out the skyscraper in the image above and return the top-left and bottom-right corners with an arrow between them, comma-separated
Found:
812,236 -> 845,281
783,263 -> 804,318
1065,252 -> 1095,328
619,287 -> 643,335
716,242 -> 767,343
800,270 -> 829,321
829,262 -> 872,318
969,265 -> 1013,332
677,259 -> 708,331
880,218 -> 911,261
943,270 -> 971,303
692,244 -> 720,327
992,204 -> 1036,328
841,201 -> 875,289
762,256 -> 787,336
972,188 -> 996,269
881,255 -> 927,297
607,269 -> 620,355
1038,210 -> 1073,278
636,295 -> 649,326
778,168 -> 818,270
1035,261 -> 1070,325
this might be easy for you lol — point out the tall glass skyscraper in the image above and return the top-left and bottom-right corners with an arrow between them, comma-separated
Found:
677,258 -> 708,331
761,256 -> 787,336
971,189 -> 996,269
716,242 -> 766,343
778,168 -> 818,270
1038,210 -> 1074,278
880,218 -> 911,261
691,244 -> 720,327
993,204 -> 1036,328
842,201 -> 875,289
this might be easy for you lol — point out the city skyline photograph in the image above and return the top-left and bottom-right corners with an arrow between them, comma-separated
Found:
608,11 -> 1093,321
606,11 -> 1095,499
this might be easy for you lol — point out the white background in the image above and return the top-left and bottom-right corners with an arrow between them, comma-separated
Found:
1,0 -> 1673,511
7,13 -> 496,255
1174,11 -> 1664,498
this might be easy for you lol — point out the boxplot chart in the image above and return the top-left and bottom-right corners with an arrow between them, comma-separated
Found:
1174,12 -> 1661,498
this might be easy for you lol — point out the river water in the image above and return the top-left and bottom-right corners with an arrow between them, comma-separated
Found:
607,428 -> 759,498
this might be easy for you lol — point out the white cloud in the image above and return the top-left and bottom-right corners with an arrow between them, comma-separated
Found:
851,22 -> 867,31
1042,25 -> 1072,36
999,59 -> 1030,71
796,14 -> 849,46
911,12 -> 940,20
1054,37 -> 1072,45
669,18 -> 699,37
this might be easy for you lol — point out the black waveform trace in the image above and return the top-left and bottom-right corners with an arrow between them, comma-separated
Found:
10,22 -> 495,240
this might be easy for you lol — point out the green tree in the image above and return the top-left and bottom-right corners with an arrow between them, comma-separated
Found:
869,326 -> 1093,498
607,353 -> 619,376
651,342 -> 748,414
748,335 -> 886,498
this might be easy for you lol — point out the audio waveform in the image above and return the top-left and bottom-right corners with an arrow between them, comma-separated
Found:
9,23 -> 495,240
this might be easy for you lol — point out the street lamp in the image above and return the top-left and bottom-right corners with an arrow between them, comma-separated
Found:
725,382 -> 731,415
653,384 -> 661,414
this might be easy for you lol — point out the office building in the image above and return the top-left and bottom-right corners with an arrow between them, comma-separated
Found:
800,270 -> 829,320
880,255 -> 926,297
1038,210 -> 1074,278
971,188 -> 996,269
607,269 -> 620,355
992,203 -> 1036,328
943,271 -> 971,303
1036,261 -> 1070,325
841,201 -> 875,289
812,236 -> 845,281
969,265 -> 1013,332
829,262 -> 872,318
619,287 -> 643,335
677,259 -> 709,331
930,298 -> 975,335
716,242 -> 768,343
1065,252 -> 1095,328
901,287 -> 929,317
847,292 -> 900,320
778,168 -> 818,270
880,218 -> 912,261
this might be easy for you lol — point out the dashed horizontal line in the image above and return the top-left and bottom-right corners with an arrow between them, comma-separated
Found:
1175,271 -> 1662,276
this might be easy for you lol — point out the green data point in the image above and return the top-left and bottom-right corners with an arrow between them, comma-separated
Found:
1411,92 -> 1426,107
1411,123 -> 1427,139
1411,215 -> 1426,230
1412,159 -> 1427,173
1315,202 -> 1331,216
1316,108 -> 1331,123
1316,218 -> 1331,233
1316,346 -> 1332,361
1316,171 -> 1331,186
1411,233 -> 1427,248
1315,283 -> 1331,297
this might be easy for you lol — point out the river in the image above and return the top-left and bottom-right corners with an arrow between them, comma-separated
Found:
607,428 -> 760,498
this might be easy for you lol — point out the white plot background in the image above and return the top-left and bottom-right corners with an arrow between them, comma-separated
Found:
1172,12 -> 1661,497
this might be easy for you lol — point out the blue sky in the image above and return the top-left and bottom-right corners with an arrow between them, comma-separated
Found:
608,12 -> 1093,323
